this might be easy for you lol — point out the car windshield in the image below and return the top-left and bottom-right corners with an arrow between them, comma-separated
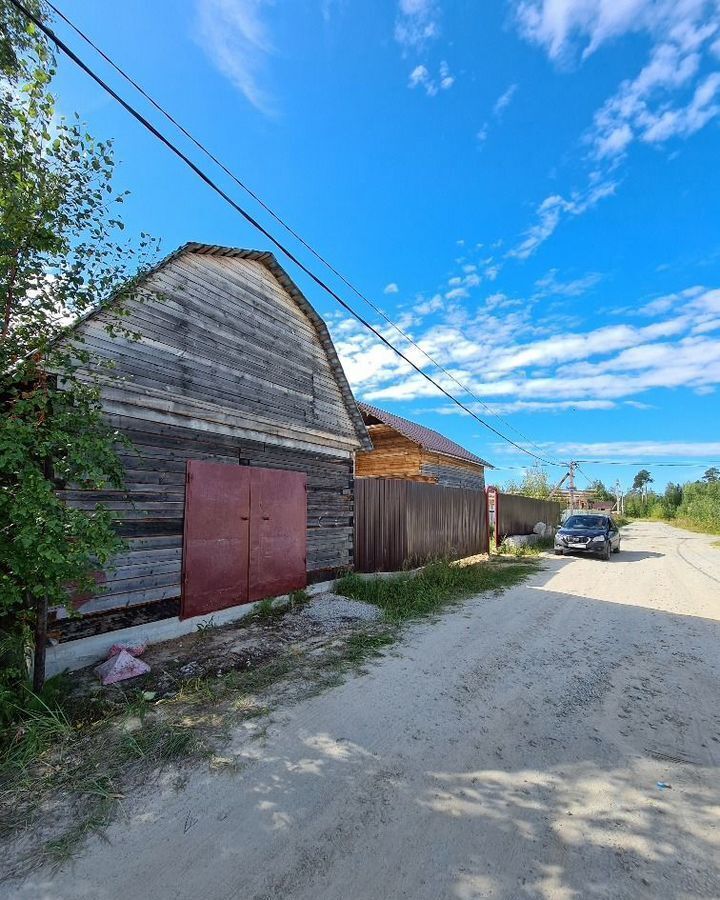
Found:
564,515 -> 607,529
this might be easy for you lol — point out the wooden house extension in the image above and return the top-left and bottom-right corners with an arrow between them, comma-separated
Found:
56,243 -> 371,632
356,403 -> 492,490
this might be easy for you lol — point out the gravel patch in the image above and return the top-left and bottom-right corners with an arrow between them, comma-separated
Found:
296,592 -> 382,628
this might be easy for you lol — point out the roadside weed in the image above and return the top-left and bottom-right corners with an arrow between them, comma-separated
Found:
335,559 -> 537,624
255,597 -> 275,619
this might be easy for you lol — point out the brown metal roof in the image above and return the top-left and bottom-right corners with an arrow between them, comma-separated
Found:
359,403 -> 494,468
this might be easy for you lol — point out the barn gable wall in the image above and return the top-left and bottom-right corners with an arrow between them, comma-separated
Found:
58,251 -> 362,623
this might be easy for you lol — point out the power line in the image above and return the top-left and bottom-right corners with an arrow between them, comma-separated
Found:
575,464 -> 594,488
12,0 -> 562,467
44,0 -> 550,459
575,460 -> 718,467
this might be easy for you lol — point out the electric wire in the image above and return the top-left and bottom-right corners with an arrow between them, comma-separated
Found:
41,0 -> 551,459
575,460 -> 718,467
11,0 -> 563,467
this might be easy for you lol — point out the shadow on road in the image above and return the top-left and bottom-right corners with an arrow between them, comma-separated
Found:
613,550 -> 665,562
555,549 -> 664,563
11,541 -> 720,900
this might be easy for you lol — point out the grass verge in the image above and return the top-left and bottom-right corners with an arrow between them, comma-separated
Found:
335,558 -> 538,624
668,517 -> 720,536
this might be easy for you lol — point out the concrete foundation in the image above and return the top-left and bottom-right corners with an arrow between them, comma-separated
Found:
43,580 -> 335,678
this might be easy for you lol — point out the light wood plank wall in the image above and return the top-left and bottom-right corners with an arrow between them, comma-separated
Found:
356,425 -> 486,490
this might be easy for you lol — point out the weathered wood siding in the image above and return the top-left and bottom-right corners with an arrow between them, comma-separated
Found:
59,252 -> 362,617
420,451 -> 486,491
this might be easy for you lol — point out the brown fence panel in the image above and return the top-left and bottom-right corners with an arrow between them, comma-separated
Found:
354,478 -> 408,573
496,493 -> 561,539
355,478 -> 487,572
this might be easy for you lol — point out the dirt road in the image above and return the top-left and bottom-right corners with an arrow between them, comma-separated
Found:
11,522 -> 720,899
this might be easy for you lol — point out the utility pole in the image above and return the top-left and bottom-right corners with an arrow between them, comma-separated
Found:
568,461 -> 576,514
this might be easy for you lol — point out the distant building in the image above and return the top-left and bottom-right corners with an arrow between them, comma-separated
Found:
356,403 -> 492,490
555,490 -> 615,511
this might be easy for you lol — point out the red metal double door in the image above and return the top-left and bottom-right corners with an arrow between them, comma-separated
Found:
181,461 -> 307,618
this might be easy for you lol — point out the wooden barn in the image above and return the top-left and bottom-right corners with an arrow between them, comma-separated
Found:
356,403 -> 491,490
54,242 -> 371,642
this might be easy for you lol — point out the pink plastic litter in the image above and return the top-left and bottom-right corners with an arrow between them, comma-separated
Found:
107,642 -> 147,658
95,649 -> 151,685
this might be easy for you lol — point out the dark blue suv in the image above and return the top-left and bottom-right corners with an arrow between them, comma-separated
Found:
554,514 -> 621,560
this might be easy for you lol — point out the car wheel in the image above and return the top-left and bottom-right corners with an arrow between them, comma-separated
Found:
613,543 -> 620,554
603,541 -> 611,561
554,549 -> 564,556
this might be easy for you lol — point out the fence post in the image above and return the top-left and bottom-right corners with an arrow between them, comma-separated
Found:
485,487 -> 490,554
486,486 -> 500,551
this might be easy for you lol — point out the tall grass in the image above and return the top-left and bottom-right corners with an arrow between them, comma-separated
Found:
335,559 -> 536,624
676,482 -> 720,533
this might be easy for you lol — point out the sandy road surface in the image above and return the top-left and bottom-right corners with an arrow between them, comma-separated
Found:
9,522 -> 720,900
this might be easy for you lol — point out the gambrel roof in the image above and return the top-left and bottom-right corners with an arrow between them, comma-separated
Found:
67,242 -> 372,452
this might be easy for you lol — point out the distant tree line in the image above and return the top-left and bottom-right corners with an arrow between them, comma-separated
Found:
624,468 -> 720,532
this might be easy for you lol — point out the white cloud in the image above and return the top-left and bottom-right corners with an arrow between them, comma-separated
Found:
504,1 -> 720,259
534,268 -> 603,297
494,83 -> 519,115
408,61 -> 454,96
195,0 -> 276,115
409,64 -> 430,89
329,279 -> 720,414
513,1 -> 720,159
485,292 -> 523,310
414,293 -> 445,315
508,181 -> 617,259
445,287 -> 469,300
395,0 -> 439,49
638,285 -> 719,316
591,38 -> 720,159
439,60 -> 455,90
535,440 -> 720,459
478,84 -> 520,146
384,282 -> 400,294
513,0 -> 715,63
457,399 -> 617,414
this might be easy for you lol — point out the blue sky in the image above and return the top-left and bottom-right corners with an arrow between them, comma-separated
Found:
52,0 -> 720,491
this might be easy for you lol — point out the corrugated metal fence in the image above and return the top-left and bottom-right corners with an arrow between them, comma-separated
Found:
496,493 -> 562,539
355,478 -> 488,572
